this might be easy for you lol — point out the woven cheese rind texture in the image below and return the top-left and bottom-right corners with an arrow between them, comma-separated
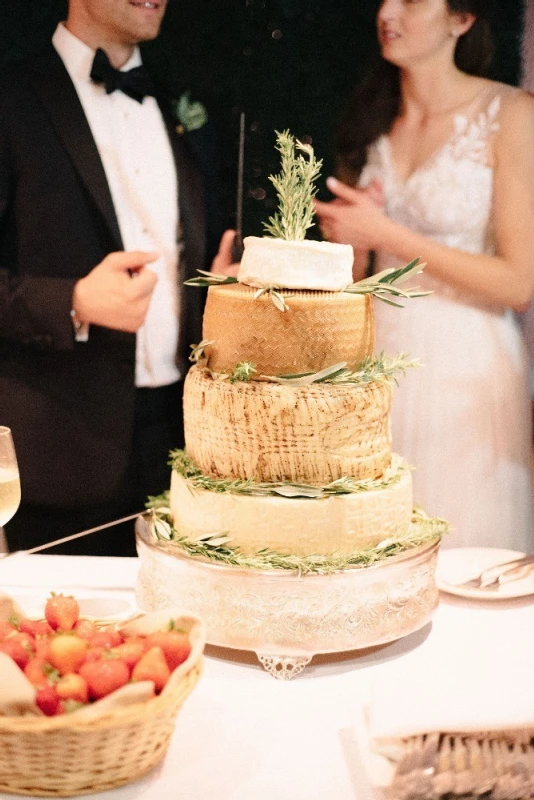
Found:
170,467 -> 413,556
202,284 -> 374,377
183,366 -> 392,484
238,236 -> 354,291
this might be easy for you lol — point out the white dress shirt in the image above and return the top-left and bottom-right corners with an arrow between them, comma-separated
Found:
53,23 -> 182,388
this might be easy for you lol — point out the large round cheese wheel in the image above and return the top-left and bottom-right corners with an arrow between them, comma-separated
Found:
183,366 -> 392,484
202,284 -> 374,377
170,465 -> 413,557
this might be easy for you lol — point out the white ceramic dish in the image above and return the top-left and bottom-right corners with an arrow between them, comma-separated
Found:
3,586 -> 138,621
436,547 -> 534,599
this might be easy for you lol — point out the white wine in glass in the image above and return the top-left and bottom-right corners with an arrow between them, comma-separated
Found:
0,427 -> 21,526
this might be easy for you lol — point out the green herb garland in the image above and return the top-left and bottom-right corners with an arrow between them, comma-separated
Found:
184,259 -> 429,310
144,498 -> 446,576
188,353 -> 419,387
169,449 -> 411,498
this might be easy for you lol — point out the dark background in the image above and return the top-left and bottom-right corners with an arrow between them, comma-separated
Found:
0,0 -> 526,237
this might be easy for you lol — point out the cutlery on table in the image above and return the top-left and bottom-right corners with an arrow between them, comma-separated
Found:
449,555 -> 534,590
388,733 -> 534,799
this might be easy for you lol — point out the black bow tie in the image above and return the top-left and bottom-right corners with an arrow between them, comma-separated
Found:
90,48 -> 154,103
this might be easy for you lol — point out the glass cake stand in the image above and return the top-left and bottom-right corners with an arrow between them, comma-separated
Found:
135,518 -> 440,679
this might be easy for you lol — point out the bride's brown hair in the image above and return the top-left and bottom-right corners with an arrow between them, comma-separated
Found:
335,0 -> 495,183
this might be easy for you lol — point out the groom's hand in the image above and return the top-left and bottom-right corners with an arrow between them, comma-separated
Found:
210,229 -> 240,277
72,251 -> 159,333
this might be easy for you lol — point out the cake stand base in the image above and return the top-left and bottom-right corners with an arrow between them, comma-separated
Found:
256,653 -> 313,680
135,520 -> 440,679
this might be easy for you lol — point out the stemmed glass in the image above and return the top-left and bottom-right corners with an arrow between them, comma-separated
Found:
0,427 -> 21,526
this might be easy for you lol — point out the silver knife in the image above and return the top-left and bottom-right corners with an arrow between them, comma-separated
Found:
0,511 -> 144,559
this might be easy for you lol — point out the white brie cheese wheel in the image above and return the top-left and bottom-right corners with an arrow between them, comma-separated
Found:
170,465 -> 413,556
237,236 -> 354,291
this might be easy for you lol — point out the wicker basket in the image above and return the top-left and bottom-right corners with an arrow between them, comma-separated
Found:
0,613 -> 204,797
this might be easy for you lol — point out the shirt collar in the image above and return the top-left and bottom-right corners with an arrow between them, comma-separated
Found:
52,22 -> 142,85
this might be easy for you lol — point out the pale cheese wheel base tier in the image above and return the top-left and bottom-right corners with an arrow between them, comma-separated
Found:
184,365 -> 392,484
203,284 -> 374,377
170,465 -> 413,556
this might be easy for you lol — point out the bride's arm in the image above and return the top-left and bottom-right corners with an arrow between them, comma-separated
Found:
315,92 -> 534,310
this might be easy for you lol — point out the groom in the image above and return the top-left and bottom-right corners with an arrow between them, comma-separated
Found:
0,0 -> 235,555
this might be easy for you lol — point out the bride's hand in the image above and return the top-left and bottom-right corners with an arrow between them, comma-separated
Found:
315,177 -> 389,251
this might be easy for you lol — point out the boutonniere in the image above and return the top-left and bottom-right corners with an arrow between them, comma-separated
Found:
172,91 -> 208,134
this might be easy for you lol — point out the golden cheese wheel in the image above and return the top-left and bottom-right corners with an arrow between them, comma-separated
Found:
183,366 -> 392,484
202,284 -> 374,377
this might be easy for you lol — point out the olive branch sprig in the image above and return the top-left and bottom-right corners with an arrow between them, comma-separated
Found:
344,258 -> 431,307
261,353 -> 419,387
183,259 -> 429,311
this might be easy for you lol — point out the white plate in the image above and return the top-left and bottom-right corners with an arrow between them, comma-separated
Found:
3,586 -> 138,621
436,547 -> 534,599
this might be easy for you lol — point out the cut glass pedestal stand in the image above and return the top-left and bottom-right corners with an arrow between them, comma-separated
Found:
135,518 -> 439,680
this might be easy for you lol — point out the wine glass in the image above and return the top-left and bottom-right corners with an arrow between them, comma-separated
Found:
0,427 -> 21,526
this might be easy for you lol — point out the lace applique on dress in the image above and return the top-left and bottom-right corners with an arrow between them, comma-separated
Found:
449,94 -> 501,166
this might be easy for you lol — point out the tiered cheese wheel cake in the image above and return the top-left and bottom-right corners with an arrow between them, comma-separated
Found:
170,236 -> 416,559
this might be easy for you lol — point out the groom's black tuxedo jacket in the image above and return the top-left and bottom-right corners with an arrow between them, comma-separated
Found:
0,46 -> 213,510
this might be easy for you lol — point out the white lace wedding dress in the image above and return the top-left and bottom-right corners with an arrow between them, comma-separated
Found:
360,84 -> 533,550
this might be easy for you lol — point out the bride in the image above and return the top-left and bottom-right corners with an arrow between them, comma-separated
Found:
315,0 -> 534,550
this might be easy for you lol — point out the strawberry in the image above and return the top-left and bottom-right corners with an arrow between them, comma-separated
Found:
0,638 -> 31,669
109,637 -> 147,672
73,619 -> 97,640
56,673 -> 89,704
88,629 -> 123,649
24,658 -> 50,688
19,618 -> 53,638
131,646 -> 171,693
7,631 -> 36,655
84,646 -> 105,662
44,593 -> 79,631
49,634 -> 88,675
79,659 -> 130,700
34,637 -> 52,661
0,620 -> 18,641
146,630 -> 191,671
35,685 -> 61,716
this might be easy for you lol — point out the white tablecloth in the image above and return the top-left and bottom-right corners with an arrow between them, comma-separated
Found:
0,554 -> 532,800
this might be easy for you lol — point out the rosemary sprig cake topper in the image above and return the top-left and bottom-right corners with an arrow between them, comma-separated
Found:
263,130 -> 322,240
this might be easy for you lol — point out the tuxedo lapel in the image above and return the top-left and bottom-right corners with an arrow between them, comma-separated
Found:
29,47 -> 123,251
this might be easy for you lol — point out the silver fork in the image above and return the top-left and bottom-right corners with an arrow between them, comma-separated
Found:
451,555 -> 534,591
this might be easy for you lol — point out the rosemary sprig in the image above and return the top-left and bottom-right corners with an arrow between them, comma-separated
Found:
169,450 -> 410,498
262,353 -> 419,387
344,259 -> 431,307
263,130 -> 322,240
146,502 -> 446,575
